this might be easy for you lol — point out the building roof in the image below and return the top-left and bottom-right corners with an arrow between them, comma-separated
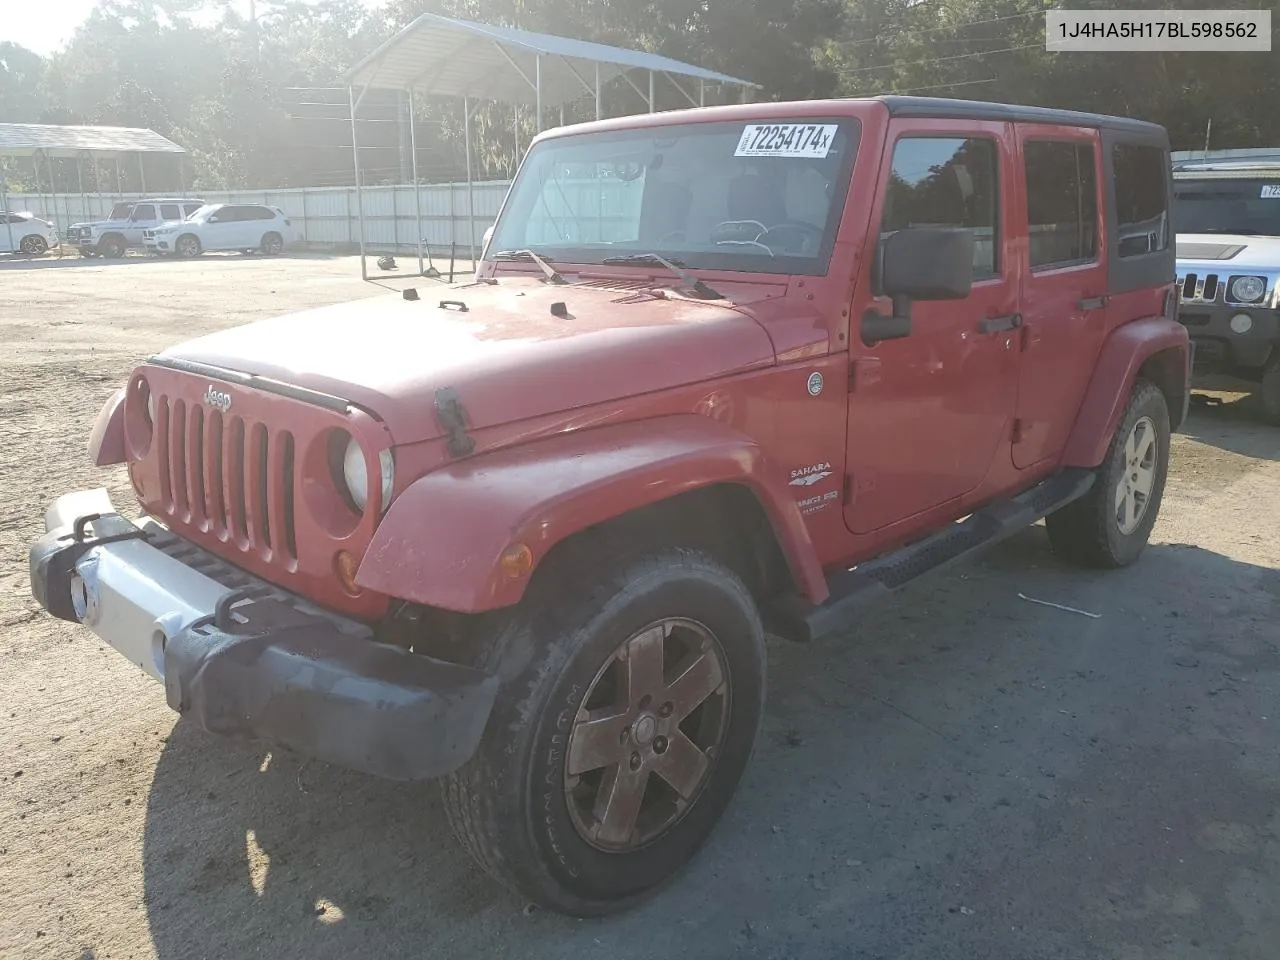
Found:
0,123 -> 186,159
345,13 -> 756,107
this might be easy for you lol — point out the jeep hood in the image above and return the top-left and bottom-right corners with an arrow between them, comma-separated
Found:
154,278 -> 779,444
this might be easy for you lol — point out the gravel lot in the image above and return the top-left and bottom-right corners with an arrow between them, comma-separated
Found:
2,254 -> 1278,960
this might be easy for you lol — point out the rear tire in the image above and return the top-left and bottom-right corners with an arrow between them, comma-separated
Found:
98,235 -> 125,258
1046,378 -> 1170,568
1259,355 -> 1280,425
175,234 -> 201,258
441,547 -> 765,916
260,232 -> 283,256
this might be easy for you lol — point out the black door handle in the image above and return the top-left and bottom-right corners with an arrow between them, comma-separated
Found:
978,313 -> 1022,334
1079,296 -> 1107,310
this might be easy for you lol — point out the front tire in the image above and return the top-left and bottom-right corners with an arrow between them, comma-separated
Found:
260,232 -> 283,256
175,234 -> 201,258
1046,378 -> 1170,567
1259,355 -> 1280,425
20,235 -> 48,255
98,235 -> 125,258
441,547 -> 765,916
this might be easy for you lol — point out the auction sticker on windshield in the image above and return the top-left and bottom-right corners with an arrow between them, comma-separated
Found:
735,124 -> 836,158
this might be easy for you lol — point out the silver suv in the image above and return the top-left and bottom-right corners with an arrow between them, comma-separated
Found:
67,198 -> 205,258
1173,154 -> 1280,422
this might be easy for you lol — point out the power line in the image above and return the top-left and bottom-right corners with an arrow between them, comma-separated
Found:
888,77 -> 1000,95
839,42 -> 1043,75
837,9 -> 1041,48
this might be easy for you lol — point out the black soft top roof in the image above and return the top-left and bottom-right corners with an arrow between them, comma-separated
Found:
875,96 -> 1167,139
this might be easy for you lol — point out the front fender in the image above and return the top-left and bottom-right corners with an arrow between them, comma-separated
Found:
89,388 -> 126,466
356,415 -> 828,613
1061,316 -> 1189,468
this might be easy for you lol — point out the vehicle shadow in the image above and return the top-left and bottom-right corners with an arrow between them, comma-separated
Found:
1180,394 -> 1279,461
140,534 -> 1280,960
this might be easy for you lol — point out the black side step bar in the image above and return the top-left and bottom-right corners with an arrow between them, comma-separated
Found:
765,468 -> 1096,643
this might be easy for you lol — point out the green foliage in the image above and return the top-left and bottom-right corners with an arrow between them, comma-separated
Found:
5,0 -> 1279,190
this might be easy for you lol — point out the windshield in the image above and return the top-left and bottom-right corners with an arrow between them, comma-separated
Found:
486,118 -> 860,275
188,204 -> 218,221
1173,177 -> 1280,236
109,203 -> 132,220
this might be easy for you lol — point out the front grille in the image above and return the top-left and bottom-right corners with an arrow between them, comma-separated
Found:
153,394 -> 297,565
1179,272 -> 1220,303
143,230 -> 155,239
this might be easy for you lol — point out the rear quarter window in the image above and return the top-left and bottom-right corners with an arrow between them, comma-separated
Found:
1113,144 -> 1169,258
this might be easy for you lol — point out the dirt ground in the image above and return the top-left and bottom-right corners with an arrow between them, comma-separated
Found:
1,253 -> 1278,960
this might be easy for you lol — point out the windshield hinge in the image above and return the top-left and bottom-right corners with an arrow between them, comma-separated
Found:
434,387 -> 475,458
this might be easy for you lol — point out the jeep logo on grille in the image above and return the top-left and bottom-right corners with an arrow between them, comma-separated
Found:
204,384 -> 232,413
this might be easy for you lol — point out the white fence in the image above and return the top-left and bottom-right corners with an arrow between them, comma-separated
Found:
4,180 -> 513,254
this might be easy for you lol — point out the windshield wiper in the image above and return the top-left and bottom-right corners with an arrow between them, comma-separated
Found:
490,248 -> 567,284
600,253 -> 724,300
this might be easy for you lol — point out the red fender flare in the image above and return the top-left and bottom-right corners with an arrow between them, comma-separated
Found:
1061,317 -> 1189,468
89,388 -> 126,467
356,415 -> 829,613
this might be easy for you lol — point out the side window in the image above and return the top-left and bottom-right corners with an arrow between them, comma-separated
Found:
131,203 -> 156,221
217,207 -> 244,222
160,204 -> 181,220
882,136 -> 999,277
252,207 -> 275,220
1024,140 -> 1098,268
1113,144 -> 1169,258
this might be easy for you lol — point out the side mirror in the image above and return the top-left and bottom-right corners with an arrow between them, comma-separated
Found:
862,227 -> 974,345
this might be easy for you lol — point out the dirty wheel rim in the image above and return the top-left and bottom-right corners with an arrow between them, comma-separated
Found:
1115,415 -> 1157,535
264,235 -> 282,254
564,617 -> 731,852
20,236 -> 45,254
177,236 -> 198,257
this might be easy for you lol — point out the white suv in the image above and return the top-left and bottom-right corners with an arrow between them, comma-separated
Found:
0,212 -> 59,256
144,203 -> 295,258
67,199 -> 205,258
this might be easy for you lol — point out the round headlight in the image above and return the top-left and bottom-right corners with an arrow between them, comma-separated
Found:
341,436 -> 394,513
1230,275 -> 1266,303
1230,312 -> 1254,335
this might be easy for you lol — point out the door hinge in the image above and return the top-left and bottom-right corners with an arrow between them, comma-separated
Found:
1011,418 -> 1024,444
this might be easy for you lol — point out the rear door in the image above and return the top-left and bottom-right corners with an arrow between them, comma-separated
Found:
1012,126 -> 1108,469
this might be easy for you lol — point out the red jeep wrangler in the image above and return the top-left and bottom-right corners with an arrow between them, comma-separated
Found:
30,97 -> 1189,915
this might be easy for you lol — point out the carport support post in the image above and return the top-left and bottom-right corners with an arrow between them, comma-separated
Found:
595,62 -> 601,120
2,179 -> 14,253
137,152 -> 146,195
114,158 -> 122,197
408,88 -> 424,277
349,84 -> 368,281
535,54 -> 543,132
700,79 -> 705,107
464,95 -> 476,264
648,70 -> 655,112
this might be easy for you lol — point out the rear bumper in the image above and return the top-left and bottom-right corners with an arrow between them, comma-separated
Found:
29,490 -> 498,780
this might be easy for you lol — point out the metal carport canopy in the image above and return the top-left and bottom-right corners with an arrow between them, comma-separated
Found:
345,13 -> 757,107
0,123 -> 186,159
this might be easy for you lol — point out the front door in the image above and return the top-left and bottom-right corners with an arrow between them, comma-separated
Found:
1012,126 -> 1108,468
845,120 -> 1021,535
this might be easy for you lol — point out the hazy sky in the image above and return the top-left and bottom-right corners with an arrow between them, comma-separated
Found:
2,0 -> 389,56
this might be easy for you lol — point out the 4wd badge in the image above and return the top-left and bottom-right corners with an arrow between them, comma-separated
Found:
204,384 -> 232,413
